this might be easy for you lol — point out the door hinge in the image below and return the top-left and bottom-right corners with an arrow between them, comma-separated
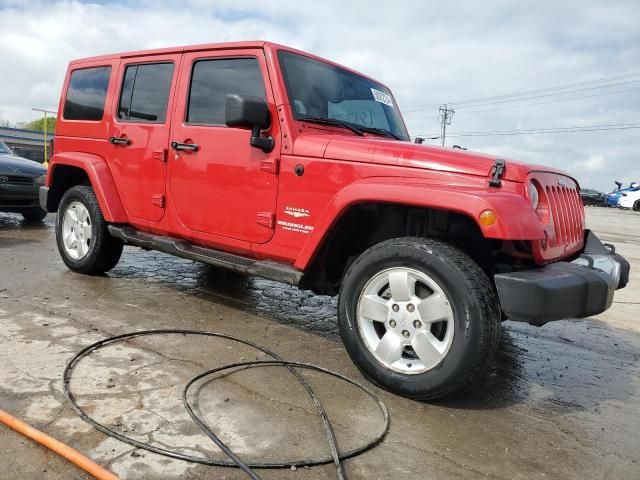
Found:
152,149 -> 168,162
256,212 -> 275,229
151,194 -> 165,208
260,158 -> 280,174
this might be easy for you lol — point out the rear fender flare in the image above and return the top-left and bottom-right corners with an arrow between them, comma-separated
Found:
47,152 -> 126,222
294,178 -> 544,270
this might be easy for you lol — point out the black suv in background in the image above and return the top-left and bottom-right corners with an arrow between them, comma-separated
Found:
580,188 -> 605,207
0,140 -> 48,221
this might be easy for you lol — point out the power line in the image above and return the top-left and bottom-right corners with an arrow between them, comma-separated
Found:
405,86 -> 640,119
417,125 -> 640,138
404,71 -> 640,111
405,72 -> 640,110
450,72 -> 640,105
413,122 -> 640,138
453,87 -> 640,116
446,126 -> 640,137
406,79 -> 640,112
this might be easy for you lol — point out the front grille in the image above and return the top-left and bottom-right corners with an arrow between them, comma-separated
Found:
545,185 -> 584,246
1,175 -> 34,185
530,173 -> 585,263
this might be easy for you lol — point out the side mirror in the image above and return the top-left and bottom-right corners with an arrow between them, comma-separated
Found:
225,94 -> 274,153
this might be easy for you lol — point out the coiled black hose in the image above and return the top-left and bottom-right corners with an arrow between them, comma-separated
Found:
62,329 -> 389,479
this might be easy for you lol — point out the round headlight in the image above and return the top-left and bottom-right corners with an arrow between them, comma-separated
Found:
528,180 -> 539,210
35,174 -> 47,186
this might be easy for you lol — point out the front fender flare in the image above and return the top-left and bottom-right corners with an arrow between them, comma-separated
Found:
47,152 -> 127,222
294,177 -> 544,270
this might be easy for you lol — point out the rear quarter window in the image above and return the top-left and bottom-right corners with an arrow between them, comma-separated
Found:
63,66 -> 112,121
117,63 -> 174,123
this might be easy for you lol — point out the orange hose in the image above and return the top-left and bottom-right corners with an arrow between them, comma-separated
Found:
0,409 -> 119,480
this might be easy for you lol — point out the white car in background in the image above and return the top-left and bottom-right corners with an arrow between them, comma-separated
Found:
617,182 -> 640,211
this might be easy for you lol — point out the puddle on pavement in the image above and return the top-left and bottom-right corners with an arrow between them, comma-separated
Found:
110,248 -> 340,335
108,243 -> 640,429
2,212 -> 638,417
2,210 -> 640,479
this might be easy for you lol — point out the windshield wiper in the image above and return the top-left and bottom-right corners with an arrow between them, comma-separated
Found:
299,116 -> 403,140
299,116 -> 365,136
359,126 -> 402,140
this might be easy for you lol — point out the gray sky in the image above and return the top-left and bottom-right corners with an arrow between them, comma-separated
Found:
1,0 -> 638,191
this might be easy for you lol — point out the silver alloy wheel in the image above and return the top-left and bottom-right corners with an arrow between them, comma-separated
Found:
356,267 -> 455,374
61,201 -> 92,260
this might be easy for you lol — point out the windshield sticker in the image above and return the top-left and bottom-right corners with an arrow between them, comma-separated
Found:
371,88 -> 394,107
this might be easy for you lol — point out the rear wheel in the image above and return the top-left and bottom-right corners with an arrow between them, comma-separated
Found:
22,208 -> 47,222
338,237 -> 500,400
55,186 -> 123,274
634,200 -> 640,212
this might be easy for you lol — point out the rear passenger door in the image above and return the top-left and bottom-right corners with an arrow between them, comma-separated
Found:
108,55 -> 181,222
168,49 -> 280,244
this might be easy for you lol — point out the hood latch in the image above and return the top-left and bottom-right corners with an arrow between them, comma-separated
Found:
489,159 -> 506,187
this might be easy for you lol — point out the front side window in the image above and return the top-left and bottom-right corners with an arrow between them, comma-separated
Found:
0,140 -> 11,154
186,58 -> 266,125
63,66 -> 112,121
118,63 -> 174,123
278,51 -> 409,140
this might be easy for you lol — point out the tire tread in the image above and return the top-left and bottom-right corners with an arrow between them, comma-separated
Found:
56,185 -> 123,274
339,236 -> 501,400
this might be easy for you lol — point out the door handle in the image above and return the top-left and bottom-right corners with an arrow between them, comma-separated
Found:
108,136 -> 131,146
171,141 -> 199,152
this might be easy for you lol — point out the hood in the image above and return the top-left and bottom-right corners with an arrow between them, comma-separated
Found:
293,134 -> 572,183
0,153 -> 46,176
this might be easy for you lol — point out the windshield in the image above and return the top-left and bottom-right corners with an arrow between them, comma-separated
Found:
278,51 -> 410,141
0,140 -> 11,154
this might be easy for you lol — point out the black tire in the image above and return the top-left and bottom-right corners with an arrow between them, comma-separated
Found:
338,237 -> 501,400
55,185 -> 123,275
634,200 -> 640,212
22,208 -> 47,222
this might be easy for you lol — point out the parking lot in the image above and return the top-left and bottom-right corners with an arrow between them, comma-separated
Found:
0,207 -> 638,479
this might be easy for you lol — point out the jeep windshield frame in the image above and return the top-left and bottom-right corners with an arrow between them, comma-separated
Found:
277,50 -> 410,141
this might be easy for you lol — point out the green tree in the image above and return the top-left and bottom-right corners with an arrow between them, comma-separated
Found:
23,116 -> 56,132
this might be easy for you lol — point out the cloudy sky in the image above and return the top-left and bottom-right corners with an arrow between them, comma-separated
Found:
1,0 -> 638,190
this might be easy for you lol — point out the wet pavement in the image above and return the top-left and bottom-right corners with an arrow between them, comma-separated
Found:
0,207 -> 639,479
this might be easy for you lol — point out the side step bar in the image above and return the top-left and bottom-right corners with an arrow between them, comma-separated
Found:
107,225 -> 303,286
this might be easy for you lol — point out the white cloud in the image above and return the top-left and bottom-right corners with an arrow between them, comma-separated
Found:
575,154 -> 606,173
0,0 -> 638,191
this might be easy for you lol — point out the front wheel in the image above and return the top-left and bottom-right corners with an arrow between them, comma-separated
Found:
338,237 -> 501,400
634,200 -> 640,212
55,185 -> 123,275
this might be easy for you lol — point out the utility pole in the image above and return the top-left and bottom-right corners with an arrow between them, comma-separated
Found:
32,108 -> 57,168
438,104 -> 454,147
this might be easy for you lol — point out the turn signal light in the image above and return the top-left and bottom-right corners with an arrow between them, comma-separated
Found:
479,209 -> 497,226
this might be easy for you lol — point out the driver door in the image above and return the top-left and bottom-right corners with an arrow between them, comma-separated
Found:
168,49 -> 280,244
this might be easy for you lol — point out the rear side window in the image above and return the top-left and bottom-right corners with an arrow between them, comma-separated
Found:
117,63 -> 174,123
186,58 -> 266,125
63,66 -> 111,121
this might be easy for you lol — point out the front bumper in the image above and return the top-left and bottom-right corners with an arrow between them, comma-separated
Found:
495,230 -> 630,326
39,186 -> 49,211
0,183 -> 41,213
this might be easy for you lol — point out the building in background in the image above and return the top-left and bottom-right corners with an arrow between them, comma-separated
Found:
0,126 -> 53,164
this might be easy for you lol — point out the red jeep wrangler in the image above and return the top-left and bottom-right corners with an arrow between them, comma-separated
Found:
41,41 -> 629,399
